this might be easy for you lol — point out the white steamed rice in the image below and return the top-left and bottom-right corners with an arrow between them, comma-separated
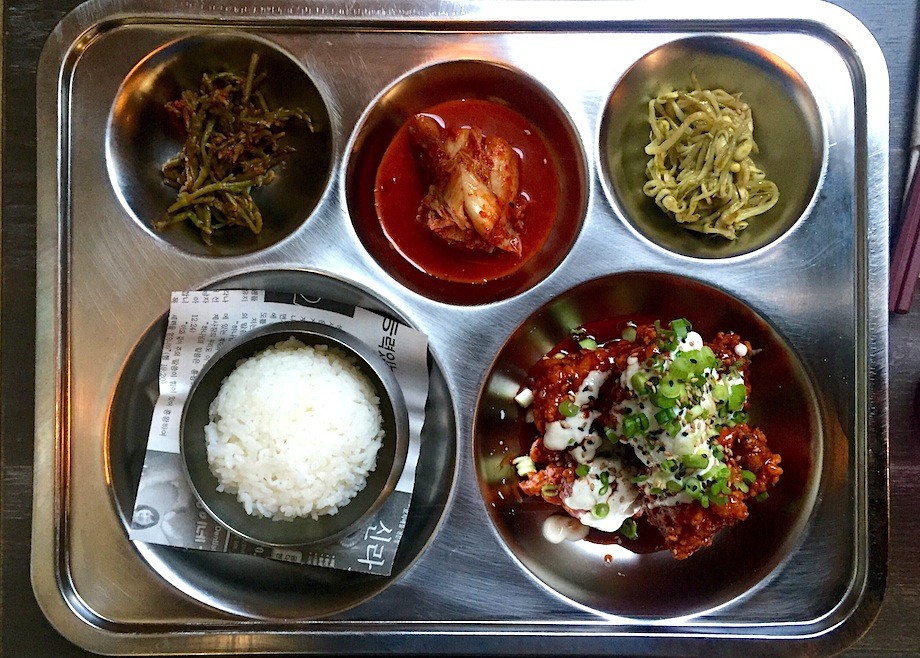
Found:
204,337 -> 384,521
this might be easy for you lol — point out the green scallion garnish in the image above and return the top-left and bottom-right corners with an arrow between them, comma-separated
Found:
558,399 -> 580,417
575,463 -> 590,478
655,407 -> 677,424
592,503 -> 610,519
630,371 -> 649,394
728,384 -> 747,411
682,453 -> 709,470
619,518 -> 638,540
670,318 -> 691,340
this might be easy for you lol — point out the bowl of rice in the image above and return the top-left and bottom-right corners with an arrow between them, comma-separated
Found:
180,320 -> 409,547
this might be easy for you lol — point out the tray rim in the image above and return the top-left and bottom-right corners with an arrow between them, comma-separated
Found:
32,0 -> 890,655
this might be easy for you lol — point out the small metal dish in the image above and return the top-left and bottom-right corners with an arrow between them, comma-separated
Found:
106,31 -> 334,257
598,36 -> 825,259
180,320 -> 409,547
345,58 -> 588,305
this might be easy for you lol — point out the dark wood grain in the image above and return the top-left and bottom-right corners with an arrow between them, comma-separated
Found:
1,2 -> 918,656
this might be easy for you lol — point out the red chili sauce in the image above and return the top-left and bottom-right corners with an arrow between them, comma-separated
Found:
374,99 -> 559,283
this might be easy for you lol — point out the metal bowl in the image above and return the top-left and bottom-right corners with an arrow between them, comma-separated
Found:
345,58 -> 588,305
598,36 -> 825,259
474,271 -> 822,618
106,31 -> 334,257
180,320 -> 409,547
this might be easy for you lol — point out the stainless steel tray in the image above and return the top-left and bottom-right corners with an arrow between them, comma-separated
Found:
33,0 -> 890,654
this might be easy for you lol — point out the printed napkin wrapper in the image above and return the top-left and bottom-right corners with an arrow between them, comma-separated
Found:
128,289 -> 430,576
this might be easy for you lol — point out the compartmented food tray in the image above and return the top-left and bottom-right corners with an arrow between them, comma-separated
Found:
33,0 -> 889,655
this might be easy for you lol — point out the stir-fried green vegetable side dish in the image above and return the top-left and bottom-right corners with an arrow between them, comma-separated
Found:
157,53 -> 314,244
643,75 -> 779,240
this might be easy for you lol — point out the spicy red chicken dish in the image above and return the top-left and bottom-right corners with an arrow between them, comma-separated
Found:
513,319 -> 783,560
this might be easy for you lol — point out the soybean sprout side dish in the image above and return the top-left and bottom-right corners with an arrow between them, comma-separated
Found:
512,319 -> 783,560
643,76 -> 780,240
157,53 -> 314,245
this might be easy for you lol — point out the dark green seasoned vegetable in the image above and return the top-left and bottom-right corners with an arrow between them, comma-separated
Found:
156,53 -> 314,244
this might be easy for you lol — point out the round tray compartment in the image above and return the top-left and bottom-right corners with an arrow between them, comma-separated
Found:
345,58 -> 588,305
598,36 -> 824,259
473,271 -> 822,618
106,269 -> 456,619
106,31 -> 334,257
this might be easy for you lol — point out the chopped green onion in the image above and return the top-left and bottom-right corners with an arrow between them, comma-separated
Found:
711,382 -> 728,402
598,471 -> 610,495
655,407 -> 677,424
621,326 -> 637,342
664,419 -> 681,437
511,456 -> 536,476
713,444 -> 725,461
604,427 -> 618,443
558,399 -> 580,417
683,477 -> 702,495
592,503 -> 610,519
575,464 -> 590,478
631,474 -> 648,484
622,414 -> 647,438
658,377 -> 682,399
736,481 -> 749,493
578,337 -> 598,350
666,480 -> 683,494
630,371 -> 649,394
661,458 -> 675,472
700,346 -> 719,368
710,494 -> 727,506
730,411 -> 750,425
619,518 -> 638,540
540,483 -> 558,497
682,453 -> 709,470
728,384 -> 747,411
670,318 -> 691,340
688,404 -> 707,420
756,492 -> 770,502
651,392 -> 677,409
741,469 -> 757,483
700,496 -> 710,508
669,356 -> 693,381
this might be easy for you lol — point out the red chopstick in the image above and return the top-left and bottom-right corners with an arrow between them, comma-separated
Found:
890,157 -> 920,313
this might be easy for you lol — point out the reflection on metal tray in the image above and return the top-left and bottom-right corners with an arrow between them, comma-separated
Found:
33,0 -> 889,655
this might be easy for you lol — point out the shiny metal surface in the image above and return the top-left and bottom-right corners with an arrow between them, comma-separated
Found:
33,0 -> 889,655
180,320 -> 410,548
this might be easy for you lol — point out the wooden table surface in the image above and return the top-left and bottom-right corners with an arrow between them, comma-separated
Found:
2,1 -> 919,655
